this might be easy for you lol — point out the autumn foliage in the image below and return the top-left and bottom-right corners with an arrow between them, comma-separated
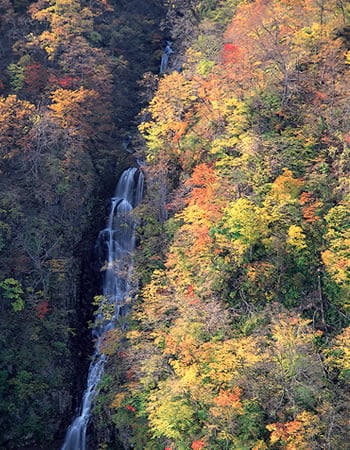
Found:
0,0 -> 349,448
106,1 -> 350,449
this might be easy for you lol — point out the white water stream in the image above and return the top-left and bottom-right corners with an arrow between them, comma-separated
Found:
61,167 -> 144,450
160,40 -> 173,74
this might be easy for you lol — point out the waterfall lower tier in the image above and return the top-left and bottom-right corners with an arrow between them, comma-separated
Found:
61,167 -> 144,450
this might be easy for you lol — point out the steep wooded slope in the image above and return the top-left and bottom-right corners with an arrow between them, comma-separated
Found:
95,1 -> 350,449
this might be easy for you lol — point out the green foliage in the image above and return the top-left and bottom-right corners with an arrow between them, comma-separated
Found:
238,400 -> 267,443
7,63 -> 25,92
218,198 -> 269,259
0,278 -> 24,311
206,0 -> 244,26
0,218 -> 10,252
322,196 -> 350,312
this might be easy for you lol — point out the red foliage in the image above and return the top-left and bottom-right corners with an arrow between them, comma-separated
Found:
126,368 -> 134,381
186,285 -> 200,305
35,300 -> 50,319
47,74 -> 79,89
313,90 -> 328,105
125,404 -> 136,413
187,285 -> 195,297
343,132 -> 350,146
152,32 -> 162,44
222,43 -> 242,64
24,63 -> 48,94
57,76 -> 79,89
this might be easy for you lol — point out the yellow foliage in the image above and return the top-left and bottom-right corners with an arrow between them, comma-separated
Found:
98,329 -> 121,355
111,392 -> 127,409
163,318 -> 204,362
269,315 -> 317,381
202,336 -> 262,385
38,30 -> 57,57
139,71 -> 197,158
346,50 -> 350,65
170,360 -> 200,388
30,0 -> 94,58
322,198 -> 350,308
322,248 -> 350,284
324,327 -> 350,379
221,198 -> 270,258
147,381 -> 195,440
269,168 -> 303,203
136,269 -> 176,326
267,410 -> 320,449
125,330 -> 142,341
287,225 -> 307,250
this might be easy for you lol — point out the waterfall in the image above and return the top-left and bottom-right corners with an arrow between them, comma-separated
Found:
61,167 -> 144,450
160,41 -> 173,74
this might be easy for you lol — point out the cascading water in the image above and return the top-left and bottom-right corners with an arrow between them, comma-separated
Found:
160,41 -> 173,74
61,167 -> 144,450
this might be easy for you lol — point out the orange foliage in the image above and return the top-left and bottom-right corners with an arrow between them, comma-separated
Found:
185,163 -> 216,188
184,163 -> 218,212
267,411 -> 320,448
213,387 -> 242,408
111,392 -> 126,409
0,95 -> 35,162
186,285 -> 200,305
300,191 -> 322,223
191,439 -> 205,450
49,87 -> 100,136
313,90 -> 328,105
173,120 -> 188,143
169,163 -> 223,263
